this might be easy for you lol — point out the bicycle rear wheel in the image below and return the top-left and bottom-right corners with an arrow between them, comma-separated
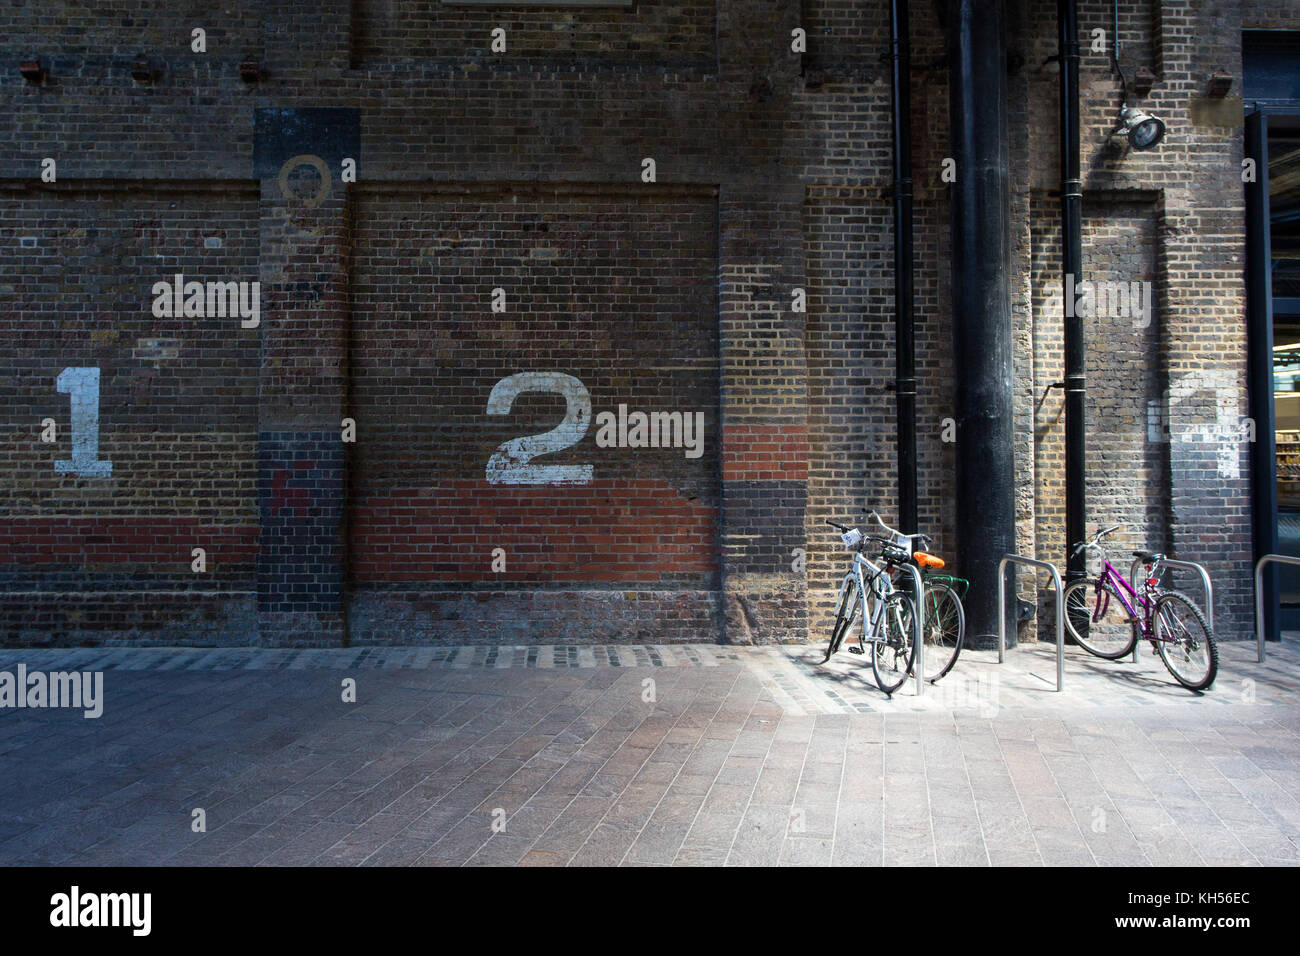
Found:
1153,590 -> 1218,691
1062,579 -> 1138,659
872,590 -> 919,695
921,581 -> 965,682
822,576 -> 861,663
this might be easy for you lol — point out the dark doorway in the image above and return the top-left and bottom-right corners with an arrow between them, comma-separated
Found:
1245,31 -> 1300,637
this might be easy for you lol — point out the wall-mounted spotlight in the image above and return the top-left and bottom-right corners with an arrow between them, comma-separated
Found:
239,58 -> 261,82
19,59 -> 43,83
1114,105 -> 1166,150
1107,0 -> 1163,151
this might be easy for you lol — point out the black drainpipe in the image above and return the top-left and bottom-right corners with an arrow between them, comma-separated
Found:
890,0 -> 918,534
948,0 -> 1015,645
1060,0 -> 1086,585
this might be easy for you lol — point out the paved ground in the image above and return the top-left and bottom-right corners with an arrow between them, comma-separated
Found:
1,638 -> 1298,866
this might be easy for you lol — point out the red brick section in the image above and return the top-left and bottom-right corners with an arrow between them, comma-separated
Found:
721,424 -> 810,482
0,519 -> 256,567
349,479 -> 718,583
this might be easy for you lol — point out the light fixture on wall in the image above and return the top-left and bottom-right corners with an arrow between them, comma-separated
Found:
1114,105 -> 1166,150
1108,0 -> 1164,151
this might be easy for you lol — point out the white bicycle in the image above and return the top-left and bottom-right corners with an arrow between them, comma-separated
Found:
821,514 -> 922,695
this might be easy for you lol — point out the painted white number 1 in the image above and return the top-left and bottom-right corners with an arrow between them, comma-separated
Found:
55,367 -> 112,478
485,372 -> 593,484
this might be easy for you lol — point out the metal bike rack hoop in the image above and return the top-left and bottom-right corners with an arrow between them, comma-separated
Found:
1128,556 -> 1214,664
997,555 -> 1064,692
1255,554 -> 1300,663
896,562 -> 925,697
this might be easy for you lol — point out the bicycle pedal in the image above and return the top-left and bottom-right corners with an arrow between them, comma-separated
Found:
849,646 -> 865,655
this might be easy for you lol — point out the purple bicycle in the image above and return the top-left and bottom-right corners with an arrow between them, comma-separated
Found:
1062,526 -> 1218,691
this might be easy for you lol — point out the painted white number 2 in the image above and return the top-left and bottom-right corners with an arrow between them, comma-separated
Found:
55,367 -> 112,478
485,372 -> 593,485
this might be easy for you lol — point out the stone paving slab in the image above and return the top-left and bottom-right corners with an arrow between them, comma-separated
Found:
0,639 -> 1297,866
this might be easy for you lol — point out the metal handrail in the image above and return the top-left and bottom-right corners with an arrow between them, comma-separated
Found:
997,555 -> 1064,692
1255,554 -> 1300,662
1127,556 -> 1214,663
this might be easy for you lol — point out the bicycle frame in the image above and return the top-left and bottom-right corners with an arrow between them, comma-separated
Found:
823,512 -> 931,696
842,552 -> 892,644
922,572 -> 969,599
1092,558 -> 1174,645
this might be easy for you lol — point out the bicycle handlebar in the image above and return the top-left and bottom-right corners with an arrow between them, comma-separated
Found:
864,510 -> 932,546
827,510 -> 935,554
1071,524 -> 1123,556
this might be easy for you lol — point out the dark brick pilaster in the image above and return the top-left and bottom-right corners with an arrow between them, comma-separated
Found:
718,184 -> 809,643
255,109 -> 356,645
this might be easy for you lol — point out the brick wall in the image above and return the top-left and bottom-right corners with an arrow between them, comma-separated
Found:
803,188 -> 955,638
0,184 -> 260,644
1029,194 -> 1170,625
0,0 -> 1282,646
346,184 -> 722,641
1012,0 -> 1270,640
351,0 -> 717,65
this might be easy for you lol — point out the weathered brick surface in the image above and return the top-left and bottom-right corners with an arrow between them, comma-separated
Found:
803,187 -> 954,638
0,184 -> 259,641
718,186 -> 808,642
343,185 -> 721,640
351,0 -> 717,65
0,0 -> 1284,645
347,590 -> 722,644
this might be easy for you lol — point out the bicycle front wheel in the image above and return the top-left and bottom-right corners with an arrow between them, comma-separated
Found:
872,590 -> 919,695
1153,591 -> 1218,691
922,581 -> 965,682
822,576 -> 861,663
1063,579 -> 1138,659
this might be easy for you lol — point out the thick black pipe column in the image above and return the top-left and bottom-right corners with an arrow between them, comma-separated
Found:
1060,0 -> 1086,585
1245,112 -> 1278,641
890,0 -> 918,533
948,0 -> 1015,645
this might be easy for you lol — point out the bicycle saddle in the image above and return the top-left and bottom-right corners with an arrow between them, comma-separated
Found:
913,552 -> 945,569
1132,550 -> 1164,562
